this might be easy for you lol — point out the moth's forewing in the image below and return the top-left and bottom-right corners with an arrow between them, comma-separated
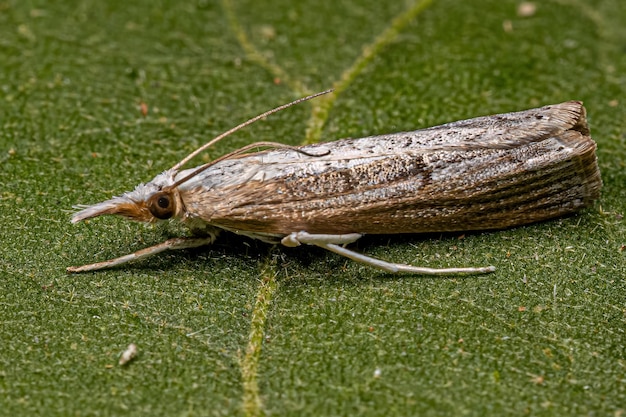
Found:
177,101 -> 601,236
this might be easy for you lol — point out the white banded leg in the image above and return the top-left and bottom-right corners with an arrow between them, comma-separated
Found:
67,236 -> 216,273
281,231 -> 495,275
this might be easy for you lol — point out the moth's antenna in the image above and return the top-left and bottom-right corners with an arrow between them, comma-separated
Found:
171,89 -> 333,171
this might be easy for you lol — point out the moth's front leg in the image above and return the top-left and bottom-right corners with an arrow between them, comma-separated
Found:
67,236 -> 216,273
281,231 -> 495,275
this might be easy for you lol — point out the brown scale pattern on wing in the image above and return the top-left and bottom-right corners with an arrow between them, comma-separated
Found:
180,104 -> 600,236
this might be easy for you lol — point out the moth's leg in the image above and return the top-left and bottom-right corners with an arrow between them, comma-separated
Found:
281,231 -> 495,275
66,236 -> 215,273
281,231 -> 362,247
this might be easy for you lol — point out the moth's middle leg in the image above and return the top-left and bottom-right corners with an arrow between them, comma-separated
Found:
281,231 -> 495,275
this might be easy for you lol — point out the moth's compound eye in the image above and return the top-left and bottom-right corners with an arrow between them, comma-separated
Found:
148,192 -> 175,220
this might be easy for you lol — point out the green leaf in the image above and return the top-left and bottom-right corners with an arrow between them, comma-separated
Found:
1,0 -> 624,415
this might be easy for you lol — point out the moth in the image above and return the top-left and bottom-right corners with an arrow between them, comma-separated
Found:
68,91 -> 601,274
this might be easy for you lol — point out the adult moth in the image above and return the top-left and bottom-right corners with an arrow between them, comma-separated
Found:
68,91 -> 601,274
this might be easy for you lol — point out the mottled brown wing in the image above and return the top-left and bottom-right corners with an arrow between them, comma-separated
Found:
179,102 -> 601,236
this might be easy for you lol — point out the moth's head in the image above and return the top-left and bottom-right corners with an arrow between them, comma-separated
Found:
71,170 -> 182,224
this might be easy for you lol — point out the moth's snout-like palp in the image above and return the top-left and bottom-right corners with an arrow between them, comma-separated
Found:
71,194 -> 153,224
71,170 -> 180,224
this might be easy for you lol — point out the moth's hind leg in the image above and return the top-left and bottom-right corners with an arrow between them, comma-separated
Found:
281,231 -> 495,276
67,236 -> 216,273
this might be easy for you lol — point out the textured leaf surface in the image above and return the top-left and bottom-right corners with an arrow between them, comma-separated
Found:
1,0 -> 624,415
